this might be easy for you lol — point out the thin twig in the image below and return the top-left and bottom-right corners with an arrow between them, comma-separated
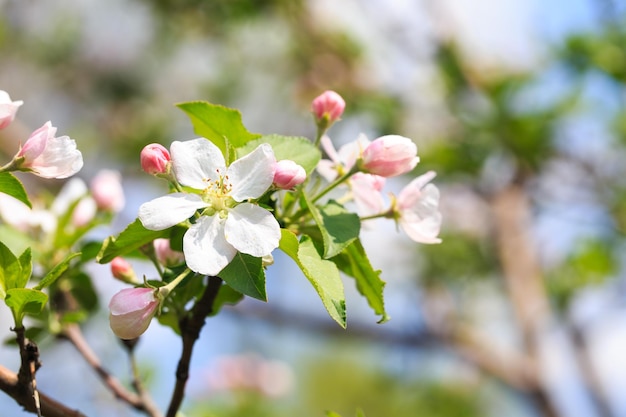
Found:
166,276 -> 223,417
59,324 -> 148,411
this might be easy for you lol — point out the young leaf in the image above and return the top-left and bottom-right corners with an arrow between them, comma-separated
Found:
5,288 -> 48,326
326,412 -> 342,417
237,135 -> 322,174
279,229 -> 346,328
177,101 -> 261,160
97,218 -> 169,264
220,253 -> 266,301
0,241 -> 21,298
16,248 -> 32,290
334,239 -> 388,323
304,196 -> 360,259
0,172 -> 31,208
34,252 -> 82,290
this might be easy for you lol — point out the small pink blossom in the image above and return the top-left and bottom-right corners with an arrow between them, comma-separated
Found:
110,257 -> 137,283
394,171 -> 442,244
153,238 -> 185,267
140,143 -> 171,175
273,160 -> 306,189
109,287 -> 159,339
17,121 -> 83,179
360,135 -> 419,177
0,90 -> 23,129
311,90 -> 345,127
90,170 -> 125,213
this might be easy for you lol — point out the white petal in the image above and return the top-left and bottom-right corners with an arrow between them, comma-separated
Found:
138,193 -> 207,230
399,184 -> 442,244
51,177 -> 88,215
228,144 -> 275,201
183,215 -> 236,276
225,203 -> 280,257
171,138 -> 225,189
30,135 -> 83,179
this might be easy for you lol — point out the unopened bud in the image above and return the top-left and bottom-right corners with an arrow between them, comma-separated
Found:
109,287 -> 159,340
111,257 -> 137,283
311,90 -> 345,129
273,160 -> 306,189
154,238 -> 184,267
359,135 -> 419,177
140,143 -> 170,175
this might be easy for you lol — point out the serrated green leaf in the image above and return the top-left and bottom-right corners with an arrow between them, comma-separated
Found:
97,218 -> 170,264
34,252 -> 81,291
279,229 -> 346,328
238,134 -> 322,174
16,248 -> 32,290
5,288 -> 48,325
177,101 -> 261,161
209,284 -> 244,316
334,239 -> 388,323
305,197 -> 360,259
0,172 -> 31,208
0,241 -> 20,298
220,253 -> 266,301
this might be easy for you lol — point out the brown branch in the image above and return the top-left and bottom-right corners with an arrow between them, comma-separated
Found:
59,324 -> 149,412
166,276 -> 223,417
0,303 -> 85,416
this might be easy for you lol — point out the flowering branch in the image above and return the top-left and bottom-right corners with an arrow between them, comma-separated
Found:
166,275 -> 223,417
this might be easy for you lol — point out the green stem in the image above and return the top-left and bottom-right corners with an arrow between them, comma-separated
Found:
159,268 -> 193,299
311,166 -> 358,204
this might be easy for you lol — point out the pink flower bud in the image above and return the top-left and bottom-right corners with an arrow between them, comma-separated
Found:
72,197 -> 97,227
359,135 -> 419,177
0,90 -> 23,129
90,170 -> 125,212
311,90 -> 345,127
110,257 -> 136,283
153,238 -> 184,267
109,287 -> 159,339
16,121 -> 83,179
140,143 -> 170,175
273,160 -> 306,189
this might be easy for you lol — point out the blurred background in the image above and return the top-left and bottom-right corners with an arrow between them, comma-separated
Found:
2,0 -> 626,416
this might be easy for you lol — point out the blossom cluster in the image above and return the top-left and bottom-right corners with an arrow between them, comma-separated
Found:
106,90 -> 442,340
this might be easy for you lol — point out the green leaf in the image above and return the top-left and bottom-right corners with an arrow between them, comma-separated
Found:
34,252 -> 81,291
0,172 -> 31,208
305,198 -> 360,259
0,241 -> 20,298
326,412 -> 342,417
97,218 -> 170,264
220,253 -> 266,301
16,248 -> 32,290
210,285 -> 244,316
334,239 -> 388,323
279,229 -> 346,328
177,101 -> 261,160
238,134 -> 322,174
5,288 -> 48,325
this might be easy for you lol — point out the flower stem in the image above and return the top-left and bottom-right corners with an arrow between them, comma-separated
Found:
159,268 -> 193,299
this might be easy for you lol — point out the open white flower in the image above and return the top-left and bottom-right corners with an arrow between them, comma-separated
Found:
138,138 -> 280,276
